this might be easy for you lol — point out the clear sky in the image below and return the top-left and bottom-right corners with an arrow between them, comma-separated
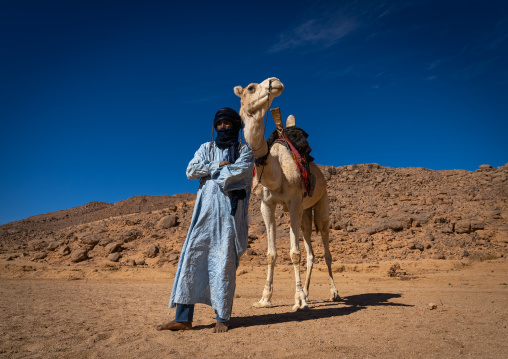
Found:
1,0 -> 507,225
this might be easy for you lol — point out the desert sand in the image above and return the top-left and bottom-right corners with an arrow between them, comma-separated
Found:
1,258 -> 507,358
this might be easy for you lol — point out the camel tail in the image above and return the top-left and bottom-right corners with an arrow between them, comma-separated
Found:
313,208 -> 319,234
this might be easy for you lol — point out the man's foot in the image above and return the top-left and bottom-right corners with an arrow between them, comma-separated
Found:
213,321 -> 229,333
157,320 -> 192,331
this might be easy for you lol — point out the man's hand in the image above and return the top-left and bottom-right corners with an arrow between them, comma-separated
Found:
219,161 -> 231,167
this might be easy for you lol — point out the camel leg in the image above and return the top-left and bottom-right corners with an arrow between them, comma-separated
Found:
301,207 -> 314,298
253,200 -> 277,308
289,200 -> 308,311
314,194 -> 340,301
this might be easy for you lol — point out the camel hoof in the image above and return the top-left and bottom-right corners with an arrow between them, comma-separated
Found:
330,289 -> 341,302
253,300 -> 273,308
292,303 -> 310,311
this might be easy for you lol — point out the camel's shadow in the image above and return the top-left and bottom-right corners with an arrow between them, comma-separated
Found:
227,293 -> 412,329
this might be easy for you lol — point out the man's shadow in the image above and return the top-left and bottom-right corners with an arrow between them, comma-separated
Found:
224,293 -> 413,329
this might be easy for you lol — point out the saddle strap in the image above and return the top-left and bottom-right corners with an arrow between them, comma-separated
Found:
275,132 -> 312,195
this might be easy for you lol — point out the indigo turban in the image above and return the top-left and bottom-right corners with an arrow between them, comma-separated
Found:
213,107 -> 242,130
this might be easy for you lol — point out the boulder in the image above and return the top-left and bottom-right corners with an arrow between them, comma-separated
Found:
80,234 -> 100,248
47,241 -> 61,251
146,244 -> 159,258
362,219 -> 407,235
71,249 -> 88,263
28,240 -> 47,251
32,252 -> 47,260
105,242 -> 122,254
470,220 -> 485,231
118,228 -> 143,243
157,215 -> 179,229
59,245 -> 71,256
455,221 -> 471,234
476,164 -> 494,172
99,238 -> 115,246
108,253 -> 121,262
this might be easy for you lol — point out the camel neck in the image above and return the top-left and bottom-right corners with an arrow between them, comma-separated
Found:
243,118 -> 268,158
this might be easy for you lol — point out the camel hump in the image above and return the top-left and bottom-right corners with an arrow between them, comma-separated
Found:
286,115 -> 296,127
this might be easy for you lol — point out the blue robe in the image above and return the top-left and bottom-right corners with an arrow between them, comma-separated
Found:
169,142 -> 254,320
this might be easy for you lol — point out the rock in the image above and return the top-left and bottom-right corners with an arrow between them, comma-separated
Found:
455,221 -> 471,234
118,228 -> 143,243
108,253 -> 121,262
32,252 -> 47,260
428,303 -> 438,310
157,215 -> 179,229
440,224 -> 454,234
28,240 -> 47,251
46,241 -> 61,251
136,259 -> 146,266
330,216 -> 343,230
412,213 -> 432,227
414,242 -> 424,251
476,164 -> 494,172
247,248 -> 257,256
125,219 -> 141,226
476,230 -> 493,240
157,254 -> 177,266
146,244 -> 159,258
126,259 -> 136,266
80,234 -> 100,248
71,249 -> 88,263
363,219 -> 406,235
105,242 -> 122,254
59,245 -> 71,256
470,220 -> 485,231
99,238 -> 115,246
433,253 -> 445,260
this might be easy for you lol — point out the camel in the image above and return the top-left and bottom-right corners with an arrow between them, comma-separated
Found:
234,77 -> 340,310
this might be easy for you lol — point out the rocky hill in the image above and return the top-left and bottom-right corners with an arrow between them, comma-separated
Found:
1,163 -> 507,270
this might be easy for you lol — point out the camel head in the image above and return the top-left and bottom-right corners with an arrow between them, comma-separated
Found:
234,77 -> 284,123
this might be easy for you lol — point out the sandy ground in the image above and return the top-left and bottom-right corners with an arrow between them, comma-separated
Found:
1,258 -> 507,359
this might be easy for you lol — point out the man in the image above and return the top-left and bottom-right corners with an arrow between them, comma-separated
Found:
157,107 -> 253,333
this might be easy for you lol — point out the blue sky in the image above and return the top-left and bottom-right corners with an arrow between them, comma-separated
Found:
1,0 -> 507,225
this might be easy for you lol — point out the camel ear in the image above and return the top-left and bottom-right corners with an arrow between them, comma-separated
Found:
234,86 -> 244,97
